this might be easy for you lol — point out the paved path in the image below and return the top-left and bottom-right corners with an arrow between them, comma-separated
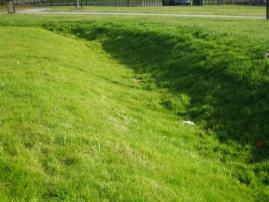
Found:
17,8 -> 48,13
17,8 -> 265,20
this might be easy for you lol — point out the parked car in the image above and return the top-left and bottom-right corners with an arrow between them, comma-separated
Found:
162,0 -> 191,5
173,0 -> 191,5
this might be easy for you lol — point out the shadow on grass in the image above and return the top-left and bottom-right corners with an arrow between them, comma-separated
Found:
45,22 -> 269,162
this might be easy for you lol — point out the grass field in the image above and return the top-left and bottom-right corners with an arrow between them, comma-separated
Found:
47,5 -> 266,16
0,11 -> 268,201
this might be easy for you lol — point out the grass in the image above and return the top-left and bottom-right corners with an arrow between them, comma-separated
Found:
47,5 -> 266,16
0,13 -> 268,201
0,5 -> 5,12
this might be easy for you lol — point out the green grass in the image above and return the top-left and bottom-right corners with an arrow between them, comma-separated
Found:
47,5 -> 266,16
0,14 -> 268,201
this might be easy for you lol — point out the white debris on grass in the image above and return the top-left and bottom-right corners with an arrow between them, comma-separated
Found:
182,120 -> 195,125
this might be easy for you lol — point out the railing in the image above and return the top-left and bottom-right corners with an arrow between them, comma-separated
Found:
15,0 -> 163,6
0,0 -> 267,6
204,0 -> 266,5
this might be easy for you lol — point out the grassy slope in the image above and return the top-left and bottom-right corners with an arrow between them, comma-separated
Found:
47,5 -> 266,16
0,14 -> 268,201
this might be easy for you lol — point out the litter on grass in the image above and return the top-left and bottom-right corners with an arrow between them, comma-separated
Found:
183,120 -> 195,125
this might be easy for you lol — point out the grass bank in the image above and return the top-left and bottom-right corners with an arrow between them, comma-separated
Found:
46,19 -> 269,150
0,14 -> 268,201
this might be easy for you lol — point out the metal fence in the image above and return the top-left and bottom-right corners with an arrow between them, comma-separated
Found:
0,0 -> 162,6
204,0 -> 266,5
0,0 -> 266,6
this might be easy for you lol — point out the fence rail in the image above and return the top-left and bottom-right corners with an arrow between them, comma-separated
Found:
0,0 -> 267,6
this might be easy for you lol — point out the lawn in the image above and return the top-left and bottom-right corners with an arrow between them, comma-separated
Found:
0,5 -> 5,12
0,13 -> 268,201
47,5 -> 266,16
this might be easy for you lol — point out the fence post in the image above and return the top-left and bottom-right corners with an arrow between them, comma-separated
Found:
266,0 -> 269,20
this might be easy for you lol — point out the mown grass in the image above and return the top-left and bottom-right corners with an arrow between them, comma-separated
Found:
47,5 -> 266,16
0,14 -> 268,201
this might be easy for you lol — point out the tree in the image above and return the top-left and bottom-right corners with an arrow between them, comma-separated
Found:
6,0 -> 15,14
